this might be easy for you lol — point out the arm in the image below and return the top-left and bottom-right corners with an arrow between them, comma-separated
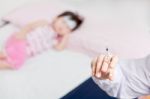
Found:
53,34 -> 69,51
91,54 -> 150,98
15,20 -> 49,39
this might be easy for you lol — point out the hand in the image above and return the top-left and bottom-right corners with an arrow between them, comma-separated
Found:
91,54 -> 119,80
53,44 -> 63,51
53,34 -> 69,51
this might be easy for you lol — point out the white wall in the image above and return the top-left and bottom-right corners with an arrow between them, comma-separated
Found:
0,0 -> 101,17
0,0 -> 56,17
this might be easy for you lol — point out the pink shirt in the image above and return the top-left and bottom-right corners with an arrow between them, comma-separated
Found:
26,25 -> 56,57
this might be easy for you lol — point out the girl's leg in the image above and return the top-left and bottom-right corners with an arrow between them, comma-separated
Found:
0,51 -> 7,59
0,60 -> 12,70
0,52 -> 12,69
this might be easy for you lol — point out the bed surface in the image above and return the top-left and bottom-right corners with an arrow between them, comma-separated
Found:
0,24 -> 91,99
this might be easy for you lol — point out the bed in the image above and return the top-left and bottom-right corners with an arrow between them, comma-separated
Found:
0,24 -> 91,99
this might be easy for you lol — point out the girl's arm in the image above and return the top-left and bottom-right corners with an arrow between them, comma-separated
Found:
15,20 -> 49,39
53,34 -> 69,51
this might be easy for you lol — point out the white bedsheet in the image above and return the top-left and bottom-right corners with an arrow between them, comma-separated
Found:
0,24 -> 91,99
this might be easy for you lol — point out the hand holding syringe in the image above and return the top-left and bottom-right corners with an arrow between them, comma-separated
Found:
91,47 -> 119,80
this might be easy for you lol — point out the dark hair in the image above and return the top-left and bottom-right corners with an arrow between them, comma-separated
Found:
57,11 -> 84,31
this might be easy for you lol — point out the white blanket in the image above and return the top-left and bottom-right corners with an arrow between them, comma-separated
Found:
0,24 -> 91,99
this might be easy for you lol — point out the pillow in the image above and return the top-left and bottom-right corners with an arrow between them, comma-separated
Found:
2,1 -> 78,27
2,1 -> 150,59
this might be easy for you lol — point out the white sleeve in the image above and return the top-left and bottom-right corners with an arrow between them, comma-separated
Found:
92,55 -> 150,99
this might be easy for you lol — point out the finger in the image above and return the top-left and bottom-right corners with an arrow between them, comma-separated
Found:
108,55 -> 119,80
108,68 -> 114,80
109,55 -> 118,69
101,55 -> 111,74
95,55 -> 105,78
91,57 -> 98,76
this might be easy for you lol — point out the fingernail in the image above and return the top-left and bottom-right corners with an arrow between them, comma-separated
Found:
96,73 -> 101,78
109,74 -> 114,81
109,73 -> 113,77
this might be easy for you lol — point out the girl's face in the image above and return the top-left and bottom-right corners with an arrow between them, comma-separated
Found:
52,17 -> 72,36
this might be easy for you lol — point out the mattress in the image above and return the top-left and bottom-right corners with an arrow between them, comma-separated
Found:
0,24 -> 91,99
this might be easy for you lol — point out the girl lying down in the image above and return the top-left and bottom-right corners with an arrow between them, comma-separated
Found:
0,11 -> 83,70
91,53 -> 150,99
